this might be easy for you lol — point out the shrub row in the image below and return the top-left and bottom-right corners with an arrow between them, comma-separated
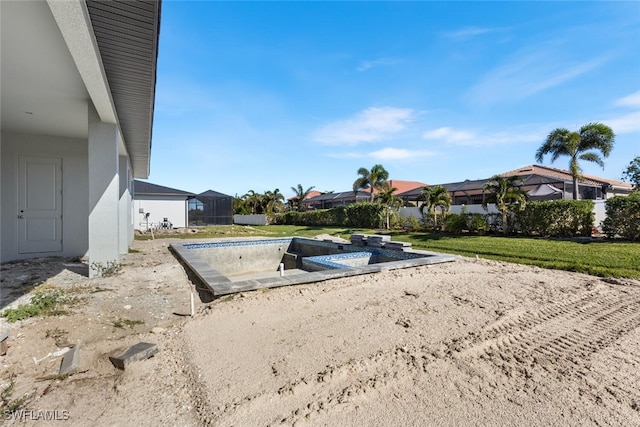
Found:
514,200 -> 594,237
276,196 -> 639,240
277,207 -> 347,226
276,202 -> 395,229
436,200 -> 595,237
602,193 -> 640,241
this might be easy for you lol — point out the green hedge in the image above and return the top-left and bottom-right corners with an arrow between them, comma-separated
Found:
602,193 -> 640,241
275,203 -> 390,229
514,200 -> 594,237
276,208 -> 347,226
345,202 -> 386,229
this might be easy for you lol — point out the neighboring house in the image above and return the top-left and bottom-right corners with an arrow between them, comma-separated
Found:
287,190 -> 322,210
398,165 -> 634,205
133,181 -> 194,230
304,180 -> 427,210
189,190 -> 234,226
1,0 -> 161,276
303,191 -> 371,210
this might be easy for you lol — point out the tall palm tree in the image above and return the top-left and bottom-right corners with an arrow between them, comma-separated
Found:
353,164 -> 390,202
375,182 -> 402,229
290,184 -> 315,212
264,188 -> 285,214
482,176 -> 528,235
419,185 -> 451,229
535,122 -> 615,200
242,190 -> 264,214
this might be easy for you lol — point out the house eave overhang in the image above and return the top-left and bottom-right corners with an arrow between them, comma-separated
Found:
47,0 -> 161,179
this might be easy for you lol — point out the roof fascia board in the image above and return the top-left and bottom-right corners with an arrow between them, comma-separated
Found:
46,0 -> 119,126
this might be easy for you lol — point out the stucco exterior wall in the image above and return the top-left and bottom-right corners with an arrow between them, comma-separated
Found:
133,196 -> 188,229
1,131 -> 88,262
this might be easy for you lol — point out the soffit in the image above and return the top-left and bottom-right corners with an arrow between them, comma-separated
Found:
86,0 -> 161,178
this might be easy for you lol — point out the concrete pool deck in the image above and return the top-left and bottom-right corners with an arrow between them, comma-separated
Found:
170,235 -> 458,297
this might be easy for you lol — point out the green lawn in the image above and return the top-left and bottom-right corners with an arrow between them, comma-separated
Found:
137,225 -> 640,279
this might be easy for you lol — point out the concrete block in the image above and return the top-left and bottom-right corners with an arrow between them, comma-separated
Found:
109,342 -> 158,370
59,345 -> 80,375
385,241 -> 412,250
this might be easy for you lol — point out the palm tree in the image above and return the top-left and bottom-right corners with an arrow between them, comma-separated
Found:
482,176 -> 528,235
535,122 -> 615,200
290,184 -> 315,212
375,182 -> 402,229
419,185 -> 451,229
242,190 -> 264,214
353,164 -> 390,202
264,188 -> 285,214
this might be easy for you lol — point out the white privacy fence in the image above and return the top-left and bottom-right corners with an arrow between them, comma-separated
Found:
234,214 -> 268,226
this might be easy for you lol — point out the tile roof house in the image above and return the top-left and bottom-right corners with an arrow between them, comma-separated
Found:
398,165 -> 634,205
1,0 -> 161,276
303,180 -> 428,210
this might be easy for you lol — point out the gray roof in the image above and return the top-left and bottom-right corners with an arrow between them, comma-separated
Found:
86,0 -> 161,178
134,180 -> 193,196
305,191 -> 370,202
198,190 -> 233,199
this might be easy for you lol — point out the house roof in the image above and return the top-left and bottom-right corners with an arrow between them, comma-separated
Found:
134,180 -> 193,196
86,0 -> 161,178
397,179 -> 488,198
305,191 -> 370,202
397,165 -> 633,200
361,180 -> 428,195
502,165 -> 632,189
198,190 -> 233,199
288,190 -> 322,201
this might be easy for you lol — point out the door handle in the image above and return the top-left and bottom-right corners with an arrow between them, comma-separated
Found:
17,215 -> 24,219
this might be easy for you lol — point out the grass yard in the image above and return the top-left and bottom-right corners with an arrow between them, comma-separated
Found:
136,225 -> 640,279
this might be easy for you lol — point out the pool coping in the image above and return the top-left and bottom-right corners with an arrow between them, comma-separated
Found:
170,236 -> 458,297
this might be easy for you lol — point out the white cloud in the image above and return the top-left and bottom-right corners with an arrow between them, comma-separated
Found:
423,126 -> 542,147
614,91 -> 640,108
370,147 -> 434,160
357,57 -> 398,72
423,127 -> 474,143
443,26 -> 500,41
467,45 -> 612,105
313,107 -> 416,145
603,111 -> 640,134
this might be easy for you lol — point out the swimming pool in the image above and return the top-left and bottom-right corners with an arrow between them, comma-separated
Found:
171,235 -> 457,297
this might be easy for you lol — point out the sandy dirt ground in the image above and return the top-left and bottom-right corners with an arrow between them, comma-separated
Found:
1,237 -> 639,426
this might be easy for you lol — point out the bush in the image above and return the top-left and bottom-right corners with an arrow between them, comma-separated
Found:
602,193 -> 640,241
468,214 -> 489,234
405,216 -> 422,231
444,212 -> 467,234
345,202 -> 386,229
514,200 -> 594,237
276,208 -> 347,226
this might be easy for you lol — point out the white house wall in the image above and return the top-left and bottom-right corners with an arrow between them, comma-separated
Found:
133,196 -> 188,229
1,131 -> 88,262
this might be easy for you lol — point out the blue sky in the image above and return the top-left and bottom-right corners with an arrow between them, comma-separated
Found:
149,1 -> 640,198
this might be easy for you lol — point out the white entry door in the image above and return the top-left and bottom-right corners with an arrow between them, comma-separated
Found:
17,155 -> 63,254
